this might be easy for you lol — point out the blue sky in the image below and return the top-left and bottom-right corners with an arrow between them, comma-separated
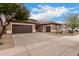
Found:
24,3 -> 79,23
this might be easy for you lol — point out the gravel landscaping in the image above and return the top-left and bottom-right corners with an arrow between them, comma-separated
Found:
0,34 -> 15,50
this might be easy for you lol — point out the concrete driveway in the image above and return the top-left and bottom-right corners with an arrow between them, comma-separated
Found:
10,32 -> 79,56
12,32 -> 59,47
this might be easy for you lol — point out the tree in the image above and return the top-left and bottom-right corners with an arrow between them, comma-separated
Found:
65,14 -> 79,33
0,3 -> 30,39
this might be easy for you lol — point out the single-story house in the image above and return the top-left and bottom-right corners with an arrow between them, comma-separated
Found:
0,20 -> 63,34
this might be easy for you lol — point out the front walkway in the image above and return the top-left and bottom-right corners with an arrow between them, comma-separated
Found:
0,32 -> 79,56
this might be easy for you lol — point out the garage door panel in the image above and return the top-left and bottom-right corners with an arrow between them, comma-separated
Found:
12,25 -> 32,34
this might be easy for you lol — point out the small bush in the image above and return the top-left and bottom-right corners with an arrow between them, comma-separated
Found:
60,31 -> 62,34
68,30 -> 73,33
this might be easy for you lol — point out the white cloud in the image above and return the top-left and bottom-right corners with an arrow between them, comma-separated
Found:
56,20 -> 65,24
29,5 -> 70,22
32,8 -> 40,12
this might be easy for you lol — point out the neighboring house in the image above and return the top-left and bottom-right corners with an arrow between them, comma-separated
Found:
61,24 -> 79,32
36,22 -> 62,32
45,23 -> 62,32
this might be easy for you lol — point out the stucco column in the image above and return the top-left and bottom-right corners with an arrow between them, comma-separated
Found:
6,22 -> 12,34
42,25 -> 46,32
32,24 -> 36,32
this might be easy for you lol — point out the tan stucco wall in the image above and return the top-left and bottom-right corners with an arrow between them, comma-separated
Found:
46,24 -> 57,32
45,24 -> 62,32
42,25 -> 46,32
6,22 -> 12,34
51,25 -> 57,32
32,24 -> 36,32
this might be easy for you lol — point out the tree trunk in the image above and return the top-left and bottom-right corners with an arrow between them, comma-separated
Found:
0,26 -> 6,39
71,27 -> 74,33
0,14 -> 13,39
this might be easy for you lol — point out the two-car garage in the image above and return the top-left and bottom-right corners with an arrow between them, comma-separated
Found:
11,22 -> 62,34
12,22 -> 36,34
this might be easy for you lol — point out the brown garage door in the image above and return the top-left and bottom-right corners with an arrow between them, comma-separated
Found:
12,24 -> 32,34
46,26 -> 51,32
